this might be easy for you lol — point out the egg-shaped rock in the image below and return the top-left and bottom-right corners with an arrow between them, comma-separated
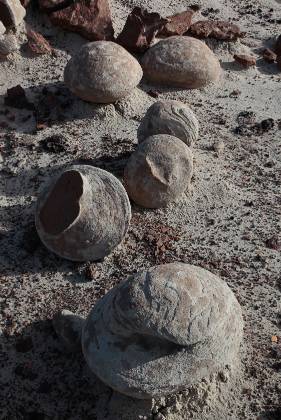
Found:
82,263 -> 243,399
64,41 -> 143,103
124,134 -> 193,208
35,165 -> 131,261
138,100 -> 199,146
141,36 -> 221,88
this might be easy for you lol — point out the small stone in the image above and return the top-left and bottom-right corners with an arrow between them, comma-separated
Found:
35,165 -> 131,261
0,0 -> 26,28
0,33 -> 19,56
53,310 -> 85,352
138,100 -> 199,147
82,263 -> 243,398
64,41 -> 143,103
124,134 -> 193,208
117,7 -> 167,53
275,34 -> 281,56
0,20 -> 5,34
4,85 -> 34,110
141,36 -> 221,89
262,48 -> 277,63
189,20 -> 245,41
159,9 -> 196,37
49,0 -> 114,41
234,54 -> 256,68
27,29 -> 53,54
213,140 -> 224,155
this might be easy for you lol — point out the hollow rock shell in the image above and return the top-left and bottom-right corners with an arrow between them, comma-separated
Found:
35,165 -> 131,261
141,36 -> 221,89
124,134 -> 193,208
138,100 -> 199,146
64,41 -> 143,103
82,263 -> 243,399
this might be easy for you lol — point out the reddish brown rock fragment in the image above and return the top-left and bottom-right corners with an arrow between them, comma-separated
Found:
27,29 -> 53,54
189,20 -> 245,41
262,48 -> 277,63
275,35 -> 281,56
50,0 -> 114,41
234,54 -> 256,68
159,9 -> 196,37
117,7 -> 168,53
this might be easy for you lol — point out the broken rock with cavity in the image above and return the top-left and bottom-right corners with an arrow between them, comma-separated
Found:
49,0 -> 114,41
0,0 -> 26,28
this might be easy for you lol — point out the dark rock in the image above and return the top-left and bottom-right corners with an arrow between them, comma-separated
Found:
20,0 -> 30,7
159,9 -> 196,37
189,20 -> 245,41
117,7 -> 167,53
27,29 -> 53,54
4,85 -> 35,111
262,48 -> 277,63
265,236 -> 280,251
49,0 -> 114,41
39,0 -> 69,12
275,34 -> 281,56
235,113 -> 274,136
15,336 -> 33,352
277,55 -> 281,71
234,54 -> 256,68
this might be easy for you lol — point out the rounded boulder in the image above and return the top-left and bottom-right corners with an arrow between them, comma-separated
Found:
64,41 -> 143,103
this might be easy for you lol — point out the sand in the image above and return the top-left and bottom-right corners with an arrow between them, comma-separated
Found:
0,0 -> 281,419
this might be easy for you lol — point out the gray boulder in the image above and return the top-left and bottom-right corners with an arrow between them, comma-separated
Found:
138,100 -> 199,146
35,165 -> 131,261
82,263 -> 243,399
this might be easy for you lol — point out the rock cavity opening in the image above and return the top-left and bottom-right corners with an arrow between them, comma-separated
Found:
39,170 -> 83,236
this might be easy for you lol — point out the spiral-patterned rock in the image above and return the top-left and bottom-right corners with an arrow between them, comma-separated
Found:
82,263 -> 243,399
35,165 -> 131,261
138,100 -> 199,146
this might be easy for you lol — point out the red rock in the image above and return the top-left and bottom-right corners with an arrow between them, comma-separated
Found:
277,55 -> 281,71
159,9 -> 197,37
117,7 -> 168,53
189,20 -> 245,41
262,48 -> 277,63
27,29 -> 53,54
275,35 -> 281,56
50,0 -> 114,41
234,54 -> 256,68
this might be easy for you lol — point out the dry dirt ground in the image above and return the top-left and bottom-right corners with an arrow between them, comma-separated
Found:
1,0 -> 281,419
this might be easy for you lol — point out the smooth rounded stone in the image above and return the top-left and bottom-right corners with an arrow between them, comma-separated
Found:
53,310 -> 85,352
0,33 -> 19,56
64,41 -> 143,103
124,134 -> 193,208
82,263 -> 244,399
141,36 -> 221,89
138,100 -> 199,146
35,165 -> 131,261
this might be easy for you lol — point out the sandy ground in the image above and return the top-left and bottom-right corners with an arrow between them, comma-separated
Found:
1,0 -> 281,419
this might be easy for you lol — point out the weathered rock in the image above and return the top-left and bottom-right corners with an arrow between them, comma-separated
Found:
64,41 -> 143,103
141,36 -> 221,89
159,9 -> 196,37
53,310 -> 85,352
0,0 -> 26,28
82,263 -> 243,398
262,48 -> 277,63
49,0 -> 114,41
275,35 -> 281,56
234,54 -> 256,68
189,20 -> 245,41
117,7 -> 167,53
35,165 -> 131,261
27,29 -> 53,54
124,134 -> 193,208
0,33 -> 19,56
0,20 -> 5,34
138,100 -> 199,147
